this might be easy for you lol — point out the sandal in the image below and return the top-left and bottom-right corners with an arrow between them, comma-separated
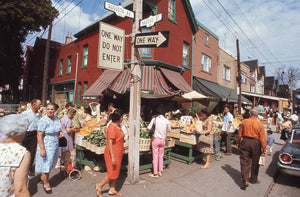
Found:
95,184 -> 102,197
39,178 -> 52,194
148,174 -> 158,178
108,191 -> 122,196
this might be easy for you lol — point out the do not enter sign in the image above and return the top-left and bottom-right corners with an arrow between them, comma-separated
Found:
98,22 -> 125,71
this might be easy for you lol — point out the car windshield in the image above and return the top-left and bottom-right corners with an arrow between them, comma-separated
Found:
292,130 -> 300,143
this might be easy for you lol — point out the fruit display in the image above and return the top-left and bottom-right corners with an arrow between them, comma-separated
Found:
85,130 -> 106,147
140,124 -> 151,139
78,128 -> 94,135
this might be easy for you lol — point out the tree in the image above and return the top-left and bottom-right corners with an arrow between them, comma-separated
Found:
0,0 -> 58,103
276,66 -> 299,90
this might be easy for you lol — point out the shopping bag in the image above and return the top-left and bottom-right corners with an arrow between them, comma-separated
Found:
259,156 -> 265,166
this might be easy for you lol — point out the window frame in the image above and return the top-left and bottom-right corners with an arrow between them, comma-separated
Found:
76,82 -> 81,105
58,59 -> 63,77
66,55 -> 71,75
83,81 -> 88,104
223,65 -> 231,81
81,44 -> 88,69
182,41 -> 190,69
201,53 -> 211,73
168,0 -> 177,24
241,71 -> 247,83
140,27 -> 152,58
204,33 -> 209,46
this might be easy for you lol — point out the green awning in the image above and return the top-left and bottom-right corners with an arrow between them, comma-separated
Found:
193,77 -> 252,105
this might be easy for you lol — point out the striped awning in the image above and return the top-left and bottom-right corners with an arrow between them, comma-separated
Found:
160,68 -> 193,93
82,69 -> 121,98
109,66 -> 177,97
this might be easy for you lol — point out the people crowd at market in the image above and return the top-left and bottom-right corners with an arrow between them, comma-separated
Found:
0,98 -> 299,196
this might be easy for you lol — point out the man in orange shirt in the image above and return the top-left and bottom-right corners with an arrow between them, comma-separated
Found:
237,108 -> 267,190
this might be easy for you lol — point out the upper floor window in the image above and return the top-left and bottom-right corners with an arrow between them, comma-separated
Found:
223,65 -> 230,81
83,81 -> 88,104
66,55 -> 71,74
250,85 -> 255,92
183,42 -> 190,68
82,45 -> 88,68
168,0 -> 176,23
201,54 -> 211,73
141,27 -> 151,57
58,59 -> 63,76
241,71 -> 247,83
204,34 -> 209,46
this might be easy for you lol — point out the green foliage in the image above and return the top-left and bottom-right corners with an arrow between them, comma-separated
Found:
0,0 -> 58,102
86,130 -> 106,146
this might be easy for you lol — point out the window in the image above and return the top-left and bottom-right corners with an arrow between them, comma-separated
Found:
141,28 -> 151,57
241,71 -> 247,83
204,34 -> 209,46
66,56 -> 71,74
201,54 -> 211,73
250,85 -> 255,92
223,65 -> 230,81
77,82 -> 81,104
83,81 -> 88,104
183,42 -> 190,68
168,0 -> 176,22
82,45 -> 88,68
58,59 -> 63,76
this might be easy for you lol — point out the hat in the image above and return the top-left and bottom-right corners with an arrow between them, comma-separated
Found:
0,114 -> 29,142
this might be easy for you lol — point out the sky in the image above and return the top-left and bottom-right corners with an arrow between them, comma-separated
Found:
24,0 -> 300,88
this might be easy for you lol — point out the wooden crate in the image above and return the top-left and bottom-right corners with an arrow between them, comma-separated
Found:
167,128 -> 181,138
179,133 -> 198,145
139,138 -> 151,151
95,146 -> 105,155
165,138 -> 175,148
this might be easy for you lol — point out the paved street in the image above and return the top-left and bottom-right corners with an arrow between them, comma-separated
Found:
28,131 -> 297,197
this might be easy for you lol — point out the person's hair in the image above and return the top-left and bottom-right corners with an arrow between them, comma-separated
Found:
31,99 -> 40,105
47,103 -> 59,110
108,103 -> 115,108
67,108 -> 77,115
224,105 -> 229,110
65,103 -> 74,108
110,109 -> 124,122
201,108 -> 211,117
250,109 -> 258,117
267,130 -> 273,134
155,106 -> 164,115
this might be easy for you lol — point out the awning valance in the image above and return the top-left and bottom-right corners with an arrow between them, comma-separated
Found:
161,68 -> 193,93
193,77 -> 252,104
241,91 -> 289,101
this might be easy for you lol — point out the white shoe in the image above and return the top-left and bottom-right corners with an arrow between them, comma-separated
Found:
55,165 -> 65,169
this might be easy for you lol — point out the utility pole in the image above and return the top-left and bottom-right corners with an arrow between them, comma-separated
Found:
290,72 -> 293,114
236,39 -> 242,114
128,0 -> 142,184
42,21 -> 53,106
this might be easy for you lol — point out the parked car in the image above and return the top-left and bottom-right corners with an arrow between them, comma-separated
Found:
277,125 -> 300,177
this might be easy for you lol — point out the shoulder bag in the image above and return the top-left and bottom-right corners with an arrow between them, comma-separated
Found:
198,134 -> 213,145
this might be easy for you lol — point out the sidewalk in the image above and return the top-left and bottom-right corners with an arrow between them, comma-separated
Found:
29,129 -> 283,197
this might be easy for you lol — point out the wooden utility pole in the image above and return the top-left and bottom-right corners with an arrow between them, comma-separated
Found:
128,0 -> 142,184
236,39 -> 242,114
42,21 -> 53,106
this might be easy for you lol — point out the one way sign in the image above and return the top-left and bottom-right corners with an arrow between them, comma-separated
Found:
134,31 -> 169,48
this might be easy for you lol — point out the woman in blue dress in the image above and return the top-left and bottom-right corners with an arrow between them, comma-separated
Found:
35,103 -> 61,194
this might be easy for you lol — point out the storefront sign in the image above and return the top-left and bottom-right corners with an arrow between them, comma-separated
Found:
98,22 -> 125,71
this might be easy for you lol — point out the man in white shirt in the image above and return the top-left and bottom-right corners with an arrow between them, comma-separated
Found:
147,107 -> 171,178
221,106 -> 234,155
21,99 -> 42,176
290,111 -> 299,126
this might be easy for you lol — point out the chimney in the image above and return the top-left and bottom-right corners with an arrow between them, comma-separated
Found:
65,32 -> 72,44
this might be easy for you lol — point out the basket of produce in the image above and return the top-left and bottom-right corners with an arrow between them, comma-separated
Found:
84,130 -> 106,154
139,125 -> 151,151
165,137 -> 175,148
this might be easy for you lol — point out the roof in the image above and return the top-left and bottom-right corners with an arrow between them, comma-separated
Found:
196,20 -> 219,40
241,91 -> 288,101
243,60 -> 258,72
265,76 -> 275,89
74,0 -> 199,38
193,77 -> 252,104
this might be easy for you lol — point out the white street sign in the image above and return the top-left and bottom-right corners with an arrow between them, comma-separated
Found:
98,22 -> 125,71
104,1 -> 134,19
140,13 -> 162,28
134,31 -> 169,48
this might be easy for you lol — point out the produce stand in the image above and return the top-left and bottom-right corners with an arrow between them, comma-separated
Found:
170,141 -> 202,164
76,145 -> 172,171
